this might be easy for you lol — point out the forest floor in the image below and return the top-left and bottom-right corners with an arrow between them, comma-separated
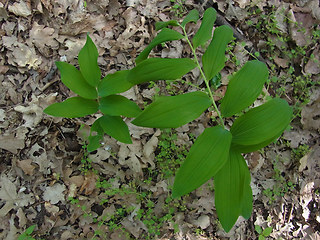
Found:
0,0 -> 320,239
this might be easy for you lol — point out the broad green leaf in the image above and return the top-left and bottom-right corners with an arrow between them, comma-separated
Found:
78,34 -> 101,87
128,58 -> 197,85
99,95 -> 142,118
99,115 -> 132,144
181,9 -> 199,28
44,97 -> 98,118
220,61 -> 269,117
132,91 -> 211,128
202,25 -> 233,80
87,135 -> 103,152
241,176 -> 253,219
87,119 -> 104,152
155,20 -> 179,31
56,61 -> 98,99
136,28 -> 184,64
231,98 -> 292,147
192,8 -> 217,48
214,150 -> 251,232
98,70 -> 134,97
231,135 -> 280,153
172,126 -> 232,198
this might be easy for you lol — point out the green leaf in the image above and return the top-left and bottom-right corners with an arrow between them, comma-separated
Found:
202,25 -> 233,80
78,34 -> 101,87
258,235 -> 265,240
132,91 -> 211,128
87,119 -> 104,152
99,115 -> 132,144
87,134 -> 103,152
230,98 -> 292,149
181,9 -> 199,28
99,95 -> 142,118
214,150 -> 251,232
263,227 -> 273,236
55,61 -> 98,99
98,70 -> 134,97
255,225 -> 263,234
155,20 -> 179,31
231,136 -> 279,153
25,225 -> 36,235
128,58 -> 197,85
136,28 -> 184,64
220,61 -> 269,117
192,8 -> 217,48
44,97 -> 98,118
172,126 -> 232,198
241,172 -> 253,219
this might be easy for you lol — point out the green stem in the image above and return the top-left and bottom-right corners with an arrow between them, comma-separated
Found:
181,26 -> 225,128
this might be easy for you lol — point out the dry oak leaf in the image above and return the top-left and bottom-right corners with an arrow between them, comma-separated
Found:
80,171 -> 98,195
0,174 -> 34,217
43,183 -> 66,204
16,159 -> 36,175
8,1 -> 31,17
30,22 -> 59,57
305,46 -> 320,75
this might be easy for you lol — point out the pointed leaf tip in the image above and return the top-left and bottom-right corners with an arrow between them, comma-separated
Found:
78,35 -> 101,87
132,91 -> 211,128
192,8 -> 217,48
202,25 -> 233,80
44,97 -> 98,118
220,60 -> 269,117
55,61 -> 97,99
172,126 -> 232,198
214,151 -> 252,232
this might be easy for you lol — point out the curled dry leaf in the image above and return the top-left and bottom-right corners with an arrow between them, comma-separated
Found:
43,183 -> 66,204
8,1 -> 31,17
30,22 -> 59,57
16,159 -> 36,175
80,171 -> 98,195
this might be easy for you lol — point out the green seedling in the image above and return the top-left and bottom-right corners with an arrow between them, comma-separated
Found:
44,8 -> 292,232
255,225 -> 273,240
18,225 -> 37,240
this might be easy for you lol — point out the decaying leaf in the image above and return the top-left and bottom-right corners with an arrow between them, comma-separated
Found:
79,171 -> 98,195
8,1 -> 31,17
16,159 -> 36,175
30,22 -> 59,57
0,174 -> 34,217
43,183 -> 66,204
301,89 -> 320,130
0,134 -> 25,154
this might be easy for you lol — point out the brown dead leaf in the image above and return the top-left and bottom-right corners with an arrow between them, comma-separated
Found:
288,9 -> 314,47
0,134 -> 25,154
29,22 -> 59,57
80,171 -> 98,195
43,183 -> 66,204
8,1 -> 31,17
301,89 -> 320,130
274,56 -> 289,68
3,37 -> 42,69
0,65 -> 9,74
305,46 -> 320,75
16,159 -> 36,175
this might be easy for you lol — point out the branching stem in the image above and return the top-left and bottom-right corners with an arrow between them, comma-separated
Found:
181,26 -> 225,128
